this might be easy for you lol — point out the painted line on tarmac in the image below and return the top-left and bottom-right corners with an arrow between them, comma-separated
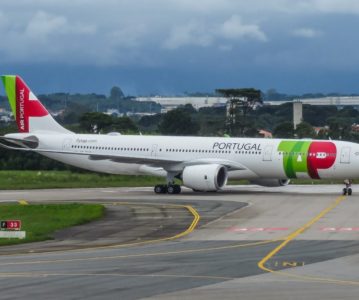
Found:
257,195 -> 359,286
109,202 -> 201,242
18,200 -> 29,205
0,271 -> 235,281
0,201 -> 201,256
0,239 -> 279,268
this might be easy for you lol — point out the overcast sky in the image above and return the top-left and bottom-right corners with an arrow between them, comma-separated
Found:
1,0 -> 359,95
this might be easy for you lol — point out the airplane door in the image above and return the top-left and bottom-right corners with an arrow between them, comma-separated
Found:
151,144 -> 158,157
340,147 -> 351,164
263,145 -> 273,161
62,138 -> 73,151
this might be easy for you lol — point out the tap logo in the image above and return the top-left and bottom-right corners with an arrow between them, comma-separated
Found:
15,76 -> 48,132
278,141 -> 337,179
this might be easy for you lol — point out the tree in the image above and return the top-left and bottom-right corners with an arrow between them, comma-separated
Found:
303,105 -> 337,126
158,108 -> 199,135
327,117 -> 352,140
295,122 -> 316,138
317,128 -> 328,140
79,112 -> 113,133
216,88 -> 262,136
273,122 -> 295,138
110,86 -> 124,100
60,102 -> 90,125
112,116 -> 138,133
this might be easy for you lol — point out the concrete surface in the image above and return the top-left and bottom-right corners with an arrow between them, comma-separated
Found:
0,185 -> 358,299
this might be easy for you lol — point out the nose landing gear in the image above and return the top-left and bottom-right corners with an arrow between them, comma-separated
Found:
343,179 -> 353,196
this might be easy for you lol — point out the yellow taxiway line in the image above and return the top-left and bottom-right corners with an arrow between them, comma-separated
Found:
257,195 -> 359,286
0,201 -> 201,256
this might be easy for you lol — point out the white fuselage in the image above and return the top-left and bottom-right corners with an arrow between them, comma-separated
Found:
7,133 -> 359,180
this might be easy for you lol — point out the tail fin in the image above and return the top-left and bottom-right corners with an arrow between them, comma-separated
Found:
1,75 -> 70,133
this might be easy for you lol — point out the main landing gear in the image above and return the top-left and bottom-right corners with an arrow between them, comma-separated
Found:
154,172 -> 182,194
343,179 -> 353,196
154,184 -> 181,194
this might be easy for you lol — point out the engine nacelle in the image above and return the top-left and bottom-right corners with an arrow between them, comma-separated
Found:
250,179 -> 290,187
182,164 -> 228,192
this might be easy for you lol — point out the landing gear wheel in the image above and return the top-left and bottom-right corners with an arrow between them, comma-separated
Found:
175,185 -> 181,194
167,184 -> 181,194
154,185 -> 167,194
167,185 -> 175,194
343,187 -> 353,196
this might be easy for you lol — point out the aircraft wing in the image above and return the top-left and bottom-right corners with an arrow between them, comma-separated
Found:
0,137 -> 247,171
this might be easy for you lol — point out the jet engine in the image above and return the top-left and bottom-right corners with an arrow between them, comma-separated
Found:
250,179 -> 290,187
182,164 -> 228,192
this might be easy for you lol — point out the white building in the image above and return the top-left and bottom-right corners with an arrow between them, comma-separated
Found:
135,96 -> 227,113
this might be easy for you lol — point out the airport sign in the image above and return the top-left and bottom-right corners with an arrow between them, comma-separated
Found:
0,220 -> 22,231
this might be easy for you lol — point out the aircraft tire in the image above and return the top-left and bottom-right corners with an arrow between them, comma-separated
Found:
348,188 -> 352,196
343,188 -> 348,195
154,185 -> 167,194
174,185 -> 181,194
167,185 -> 175,194
167,185 -> 181,194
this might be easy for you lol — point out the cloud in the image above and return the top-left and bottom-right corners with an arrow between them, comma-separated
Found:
163,15 -> 266,49
25,11 -> 68,39
163,21 -> 214,49
310,0 -> 359,15
292,28 -> 322,38
219,15 -> 267,41
0,0 -> 357,70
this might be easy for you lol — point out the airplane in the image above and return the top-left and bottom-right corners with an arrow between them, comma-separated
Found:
0,75 -> 357,195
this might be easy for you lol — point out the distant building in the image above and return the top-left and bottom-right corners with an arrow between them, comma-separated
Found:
0,109 -> 12,123
0,115 -> 11,122
266,96 -> 359,107
135,96 -> 227,112
352,124 -> 359,132
104,109 -> 157,118
314,126 -> 329,135
258,129 -> 272,138
105,109 -> 123,117
293,101 -> 303,130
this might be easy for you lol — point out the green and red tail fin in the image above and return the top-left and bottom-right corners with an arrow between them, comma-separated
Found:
1,75 -> 70,133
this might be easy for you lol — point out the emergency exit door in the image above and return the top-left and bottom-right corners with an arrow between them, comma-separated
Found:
340,147 -> 351,164
263,145 -> 273,161
151,144 -> 158,157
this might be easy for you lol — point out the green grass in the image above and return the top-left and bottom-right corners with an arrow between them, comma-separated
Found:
0,170 -> 164,190
0,203 -> 104,246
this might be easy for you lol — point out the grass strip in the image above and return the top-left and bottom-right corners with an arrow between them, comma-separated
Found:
0,170 -> 163,190
0,203 -> 104,246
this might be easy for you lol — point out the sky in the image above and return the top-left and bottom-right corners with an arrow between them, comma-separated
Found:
1,0 -> 359,96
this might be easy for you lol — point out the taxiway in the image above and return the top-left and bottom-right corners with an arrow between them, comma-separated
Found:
0,185 -> 359,299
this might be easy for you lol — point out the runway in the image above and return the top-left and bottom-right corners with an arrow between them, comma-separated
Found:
1,185 -> 359,299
